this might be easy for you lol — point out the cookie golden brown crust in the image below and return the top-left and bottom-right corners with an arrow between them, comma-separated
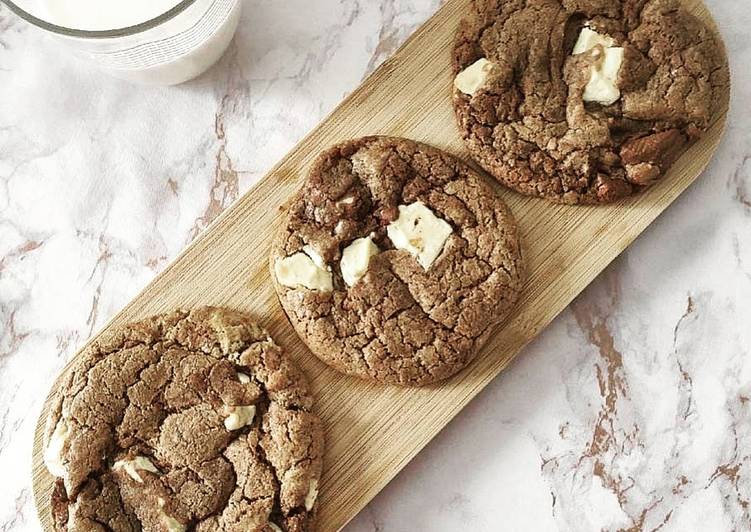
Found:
43,307 -> 324,532
453,0 -> 729,204
271,136 -> 524,387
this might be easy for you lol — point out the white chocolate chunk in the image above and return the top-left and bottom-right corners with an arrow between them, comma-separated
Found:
583,47 -> 624,105
304,478 -> 319,511
350,146 -> 383,179
302,245 -> 327,270
224,405 -> 256,431
162,515 -> 186,532
274,247 -> 333,292
572,27 -> 614,54
44,418 -> 70,477
340,236 -> 380,286
237,372 -> 251,384
386,202 -> 453,270
158,498 -> 186,532
268,523 -> 283,532
572,27 -> 624,105
112,456 -> 159,483
454,58 -> 495,96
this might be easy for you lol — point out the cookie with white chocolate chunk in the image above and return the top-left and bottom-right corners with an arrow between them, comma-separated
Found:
453,0 -> 728,204
43,307 -> 323,532
270,136 -> 523,386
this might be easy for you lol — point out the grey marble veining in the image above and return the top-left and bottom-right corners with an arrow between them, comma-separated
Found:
0,0 -> 749,530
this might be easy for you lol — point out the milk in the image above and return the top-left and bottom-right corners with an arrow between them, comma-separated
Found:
16,0 -> 241,85
42,0 -> 183,31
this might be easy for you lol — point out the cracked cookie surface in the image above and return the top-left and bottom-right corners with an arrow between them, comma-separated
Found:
43,307 -> 324,532
453,0 -> 728,204
270,136 -> 524,386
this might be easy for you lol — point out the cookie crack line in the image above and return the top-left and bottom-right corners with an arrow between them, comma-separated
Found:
383,264 -> 471,340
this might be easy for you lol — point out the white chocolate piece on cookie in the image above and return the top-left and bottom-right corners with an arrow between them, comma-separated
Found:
573,26 -> 624,105
572,27 -> 614,54
454,58 -> 495,96
387,202 -> 453,270
340,236 -> 380,286
158,498 -> 186,532
223,405 -> 256,431
237,372 -> 251,384
112,455 -> 159,483
304,478 -> 319,511
44,418 -> 70,477
274,248 -> 333,292
162,515 -> 186,532
583,46 -> 623,105
302,245 -> 328,270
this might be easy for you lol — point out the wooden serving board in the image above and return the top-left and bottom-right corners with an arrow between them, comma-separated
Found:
32,0 -> 729,529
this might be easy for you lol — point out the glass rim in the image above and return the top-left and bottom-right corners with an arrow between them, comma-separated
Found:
1,0 -> 199,38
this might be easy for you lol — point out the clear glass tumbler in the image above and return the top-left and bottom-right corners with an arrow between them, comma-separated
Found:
2,0 -> 242,85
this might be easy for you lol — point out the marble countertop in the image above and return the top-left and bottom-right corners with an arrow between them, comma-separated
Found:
1,0 -> 749,530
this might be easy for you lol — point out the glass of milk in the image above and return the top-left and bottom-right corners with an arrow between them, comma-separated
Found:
2,0 -> 242,85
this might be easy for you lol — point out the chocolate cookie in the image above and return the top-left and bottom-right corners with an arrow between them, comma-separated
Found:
270,136 -> 523,386
42,307 -> 324,532
452,0 -> 728,204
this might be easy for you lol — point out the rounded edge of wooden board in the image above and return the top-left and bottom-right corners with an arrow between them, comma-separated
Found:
30,0 -> 731,529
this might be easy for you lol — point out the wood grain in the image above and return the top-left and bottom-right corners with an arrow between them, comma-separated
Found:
32,0 -> 730,529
